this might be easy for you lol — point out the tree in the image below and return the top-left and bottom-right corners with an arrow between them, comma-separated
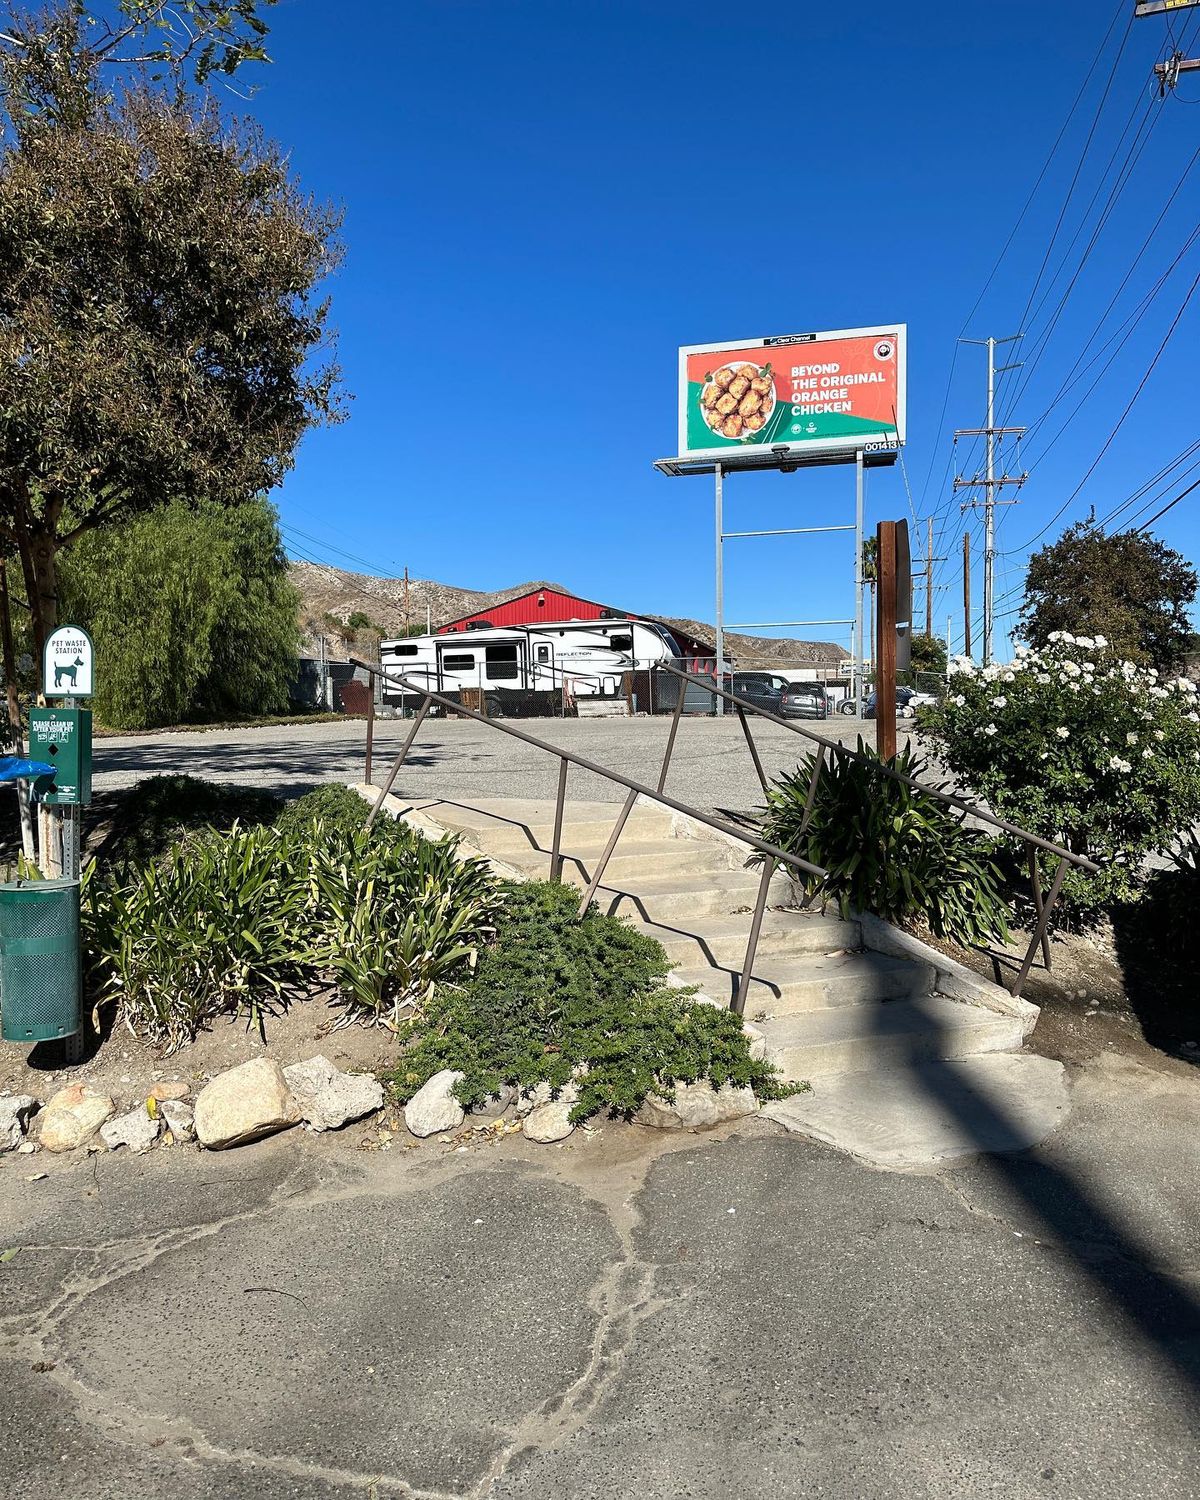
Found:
1018,521 -> 1197,671
58,497 -> 299,728
908,631 -> 947,676
0,4 -> 340,671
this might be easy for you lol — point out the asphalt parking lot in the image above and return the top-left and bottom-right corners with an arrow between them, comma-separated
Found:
93,713 -> 914,817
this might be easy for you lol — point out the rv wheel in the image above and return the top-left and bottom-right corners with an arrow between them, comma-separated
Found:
486,695 -> 505,719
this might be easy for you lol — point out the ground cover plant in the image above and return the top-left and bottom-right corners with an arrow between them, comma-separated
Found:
90,774 -> 286,866
82,784 -> 501,1050
753,741 -> 1011,948
382,881 -> 800,1122
919,634 -> 1200,918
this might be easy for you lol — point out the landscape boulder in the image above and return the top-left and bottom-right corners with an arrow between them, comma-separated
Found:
147,1081 -> 190,1103
0,1093 -> 38,1152
38,1085 -> 115,1152
635,1080 -> 757,1131
160,1099 -> 195,1143
404,1069 -> 465,1138
284,1055 -> 384,1132
194,1059 -> 302,1150
522,1081 -> 579,1144
100,1105 -> 160,1154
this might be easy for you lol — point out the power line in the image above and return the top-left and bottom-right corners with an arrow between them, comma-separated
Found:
1008,260 -> 1200,553
1135,473 -> 1200,530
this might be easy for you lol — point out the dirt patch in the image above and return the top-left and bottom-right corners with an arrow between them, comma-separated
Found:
0,994 -> 398,1109
919,924 -> 1199,1077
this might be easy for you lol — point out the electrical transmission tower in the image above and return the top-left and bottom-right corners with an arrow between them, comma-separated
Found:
954,336 -> 1027,665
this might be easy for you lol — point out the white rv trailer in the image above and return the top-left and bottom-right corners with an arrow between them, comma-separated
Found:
379,618 -> 682,714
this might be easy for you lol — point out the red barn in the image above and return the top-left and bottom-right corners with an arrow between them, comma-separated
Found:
438,586 -> 631,634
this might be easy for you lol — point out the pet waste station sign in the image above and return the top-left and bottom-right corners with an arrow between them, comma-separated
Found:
43,626 -> 94,699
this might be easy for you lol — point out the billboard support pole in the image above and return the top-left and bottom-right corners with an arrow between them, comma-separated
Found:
714,462 -> 725,717
854,450 -> 864,716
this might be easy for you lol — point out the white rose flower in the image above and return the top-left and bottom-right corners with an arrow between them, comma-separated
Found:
1002,671 -> 1015,682
1154,729 -> 1165,741
952,694 -> 965,707
1126,732 -> 1138,746
1142,747 -> 1153,759
1094,635 -> 1107,648
991,695 -> 1007,708
1048,631 -> 1063,643
1108,755 -> 1132,773
1056,726 -> 1069,739
1075,636 -> 1094,650
1062,661 -> 1081,678
1188,711 -> 1200,724
984,723 -> 997,736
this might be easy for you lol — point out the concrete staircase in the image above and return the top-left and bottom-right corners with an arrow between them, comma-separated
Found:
406,795 -> 1030,1086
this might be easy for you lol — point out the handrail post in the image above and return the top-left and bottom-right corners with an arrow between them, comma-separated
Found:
577,788 -> 639,917
1010,855 -> 1067,997
1028,846 -> 1051,972
656,666 -> 689,795
364,668 -> 376,786
365,694 -> 431,830
550,757 -> 569,884
798,744 -> 826,838
735,706 -> 770,797
733,857 -> 775,1017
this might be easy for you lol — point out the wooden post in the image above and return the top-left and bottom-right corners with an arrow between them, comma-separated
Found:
877,521 -> 898,762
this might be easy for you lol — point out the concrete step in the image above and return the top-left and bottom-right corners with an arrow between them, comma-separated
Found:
495,839 -> 738,884
634,911 -> 860,967
674,951 -> 936,1014
586,869 -> 793,924
759,995 -> 1027,1083
432,808 -> 678,854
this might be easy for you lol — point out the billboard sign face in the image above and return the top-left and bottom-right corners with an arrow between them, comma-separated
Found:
678,324 -> 906,464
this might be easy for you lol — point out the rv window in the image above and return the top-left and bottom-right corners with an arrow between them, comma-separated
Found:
610,633 -> 634,652
442,653 -> 475,671
485,644 -> 519,680
536,645 -> 551,663
387,644 -> 419,657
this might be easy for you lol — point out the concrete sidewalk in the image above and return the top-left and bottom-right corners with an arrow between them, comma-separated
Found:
2,1050 -> 1198,1499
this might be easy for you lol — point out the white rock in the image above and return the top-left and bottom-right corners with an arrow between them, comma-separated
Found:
635,1080 -> 758,1131
100,1106 -> 160,1154
742,1023 -> 769,1063
0,1093 -> 38,1152
194,1058 -> 302,1150
38,1085 -> 115,1152
160,1099 -> 195,1142
404,1069 -> 465,1138
284,1055 -> 384,1132
521,1082 -> 579,1144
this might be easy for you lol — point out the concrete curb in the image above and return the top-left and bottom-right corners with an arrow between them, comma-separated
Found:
855,911 -> 1040,1037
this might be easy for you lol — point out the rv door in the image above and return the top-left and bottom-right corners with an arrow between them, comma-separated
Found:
532,639 -> 554,690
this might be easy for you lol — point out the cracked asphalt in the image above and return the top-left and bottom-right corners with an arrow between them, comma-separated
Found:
2,1051 -> 1199,1499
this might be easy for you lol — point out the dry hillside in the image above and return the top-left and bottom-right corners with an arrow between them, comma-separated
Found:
291,562 -> 850,669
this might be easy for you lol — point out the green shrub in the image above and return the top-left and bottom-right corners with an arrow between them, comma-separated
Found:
754,741 -> 1011,948
94,774 -> 285,866
919,635 -> 1200,916
1112,831 -> 1200,1046
275,783 -> 386,843
83,807 -> 500,1050
382,881 -> 798,1121
306,823 -> 502,1028
85,822 -> 312,1048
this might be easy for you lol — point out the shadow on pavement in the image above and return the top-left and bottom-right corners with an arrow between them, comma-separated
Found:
870,1001 -> 1200,1398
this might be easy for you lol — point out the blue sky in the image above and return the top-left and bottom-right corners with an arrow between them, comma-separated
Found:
249,0 -> 1200,657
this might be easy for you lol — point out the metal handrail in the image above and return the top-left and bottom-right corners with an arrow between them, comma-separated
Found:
352,657 -> 829,1015
650,659 -> 1100,873
650,658 -> 1098,996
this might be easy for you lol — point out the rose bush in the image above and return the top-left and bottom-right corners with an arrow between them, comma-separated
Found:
918,632 -> 1200,916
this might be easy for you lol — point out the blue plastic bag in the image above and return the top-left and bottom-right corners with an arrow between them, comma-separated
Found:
0,756 -> 56,784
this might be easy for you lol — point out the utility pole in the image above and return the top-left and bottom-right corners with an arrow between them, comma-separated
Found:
925,518 -> 934,638
954,335 -> 1027,665
1134,0 -> 1200,91
402,566 -> 410,637
962,532 -> 972,661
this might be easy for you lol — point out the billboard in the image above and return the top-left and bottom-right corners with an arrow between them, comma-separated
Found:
677,324 -> 906,464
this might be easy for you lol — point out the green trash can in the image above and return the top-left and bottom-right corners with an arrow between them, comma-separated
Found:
0,879 -> 81,1043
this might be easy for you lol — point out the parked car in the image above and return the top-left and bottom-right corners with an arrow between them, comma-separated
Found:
727,672 -> 786,715
781,681 -> 830,720
837,687 -> 918,719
